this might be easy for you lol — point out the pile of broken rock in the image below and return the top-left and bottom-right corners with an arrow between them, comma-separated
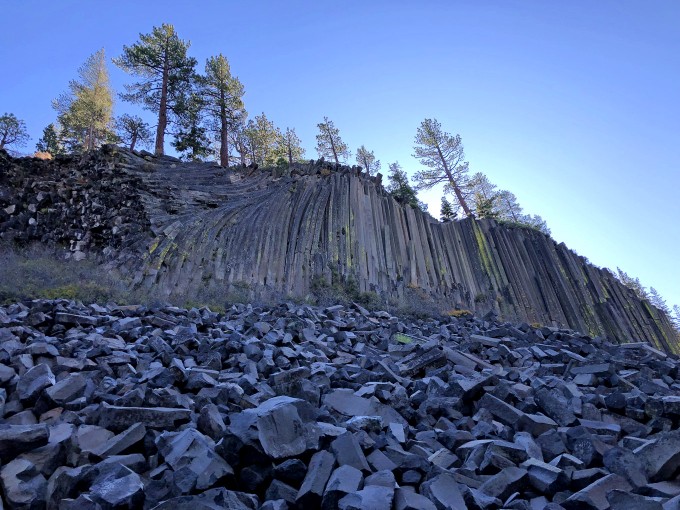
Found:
0,299 -> 679,509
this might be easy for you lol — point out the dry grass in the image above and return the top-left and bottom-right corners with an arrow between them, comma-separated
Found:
0,243 -> 141,305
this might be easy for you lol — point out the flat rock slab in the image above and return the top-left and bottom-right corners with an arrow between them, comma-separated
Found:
339,485 -> 395,510
0,424 -> 50,462
150,488 -> 259,509
563,474 -> 632,510
98,403 -> 191,432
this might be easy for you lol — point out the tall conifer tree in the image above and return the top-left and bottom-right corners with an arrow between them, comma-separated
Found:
114,24 -> 196,155
0,113 -> 29,150
199,54 -> 245,167
413,118 -> 472,217
316,117 -> 349,165
35,123 -> 64,155
276,128 -> 305,165
53,49 -> 114,151
356,146 -> 381,175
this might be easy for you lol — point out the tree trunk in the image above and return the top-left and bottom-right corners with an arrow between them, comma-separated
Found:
452,185 -> 472,217
87,125 -> 94,151
219,92 -> 228,167
288,142 -> 292,165
130,131 -> 138,152
436,145 -> 473,217
328,129 -> 339,165
156,41 -> 169,156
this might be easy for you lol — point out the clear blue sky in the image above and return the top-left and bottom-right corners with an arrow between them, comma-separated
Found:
2,1 -> 679,312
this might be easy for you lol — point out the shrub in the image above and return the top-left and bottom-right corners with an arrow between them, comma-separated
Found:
0,243 -> 142,305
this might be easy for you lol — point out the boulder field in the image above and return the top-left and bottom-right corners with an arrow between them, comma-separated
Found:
0,299 -> 679,508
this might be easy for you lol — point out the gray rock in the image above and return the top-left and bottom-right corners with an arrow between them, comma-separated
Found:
603,446 -> 648,488
522,458 -> 569,494
0,362 -> 16,384
265,479 -> 298,505
46,465 -> 89,508
90,423 -> 146,458
338,485 -> 394,510
323,388 -> 407,425
55,312 -> 99,326
45,373 -> 87,405
89,463 -> 144,509
0,458 -> 47,508
256,397 -> 310,459
365,470 -> 396,488
516,412 -> 559,437
0,424 -> 49,462
59,494 -> 103,510
197,403 -> 227,440
535,387 -> 577,426
478,467 -> 529,501
478,393 -> 524,426
420,472 -> 468,510
157,428 -> 233,491
297,450 -> 335,507
331,431 -> 371,472
259,501 -> 287,510
562,473 -> 632,510
607,490 -> 664,510
322,465 -> 363,509
394,488 -> 438,510
149,487 -> 259,509
635,430 -> 680,481
16,364 -> 55,403
98,403 -> 191,432
273,458 -> 307,486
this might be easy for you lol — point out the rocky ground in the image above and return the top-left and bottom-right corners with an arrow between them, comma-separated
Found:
0,299 -> 679,509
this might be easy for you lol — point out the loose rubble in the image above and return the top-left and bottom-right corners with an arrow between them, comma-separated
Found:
0,298 -> 679,509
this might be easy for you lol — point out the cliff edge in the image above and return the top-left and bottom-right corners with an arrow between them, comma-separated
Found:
0,146 -> 676,352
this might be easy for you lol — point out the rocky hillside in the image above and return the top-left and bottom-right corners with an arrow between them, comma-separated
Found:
0,299 -> 679,508
0,147 -> 676,352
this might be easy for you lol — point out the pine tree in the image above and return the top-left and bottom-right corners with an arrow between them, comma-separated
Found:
316,117 -> 349,165
440,197 -> 457,222
171,93 -> 211,161
412,118 -> 473,217
356,145 -> 381,175
0,113 -> 30,150
387,162 -> 423,210
115,115 -> 152,151
474,193 -> 499,219
649,287 -> 671,315
229,119 -> 250,166
275,127 -> 305,165
35,123 -> 64,155
52,49 -> 114,152
467,172 -> 498,210
114,24 -> 197,155
672,305 -> 680,331
616,268 -> 649,301
521,214 -> 551,235
243,113 -> 281,166
495,190 -> 523,222
199,54 -> 245,166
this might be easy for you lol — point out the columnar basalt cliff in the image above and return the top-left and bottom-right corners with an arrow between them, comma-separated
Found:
0,146 -> 676,352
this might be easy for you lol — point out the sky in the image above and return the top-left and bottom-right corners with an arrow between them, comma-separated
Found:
1,0 -> 679,311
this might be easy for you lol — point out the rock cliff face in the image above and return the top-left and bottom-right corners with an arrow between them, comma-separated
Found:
0,146 -> 676,352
